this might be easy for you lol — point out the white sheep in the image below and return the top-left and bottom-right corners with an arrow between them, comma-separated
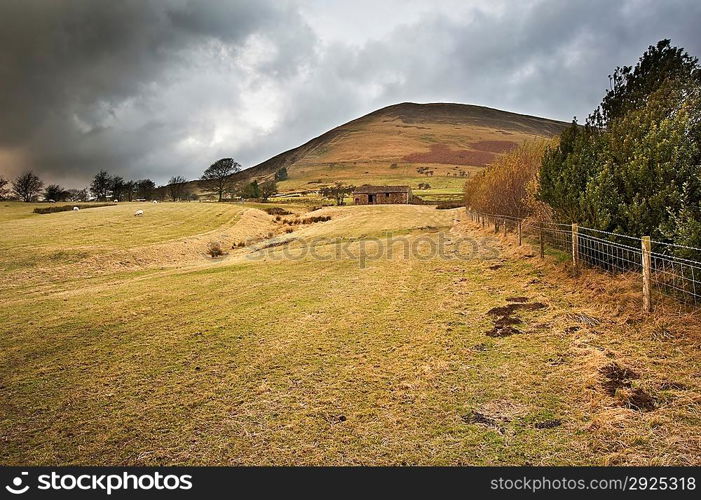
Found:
73,206 -> 80,211
135,209 -> 144,216
152,200 -> 158,204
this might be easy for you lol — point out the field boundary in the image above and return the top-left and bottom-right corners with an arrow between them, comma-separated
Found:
467,210 -> 701,310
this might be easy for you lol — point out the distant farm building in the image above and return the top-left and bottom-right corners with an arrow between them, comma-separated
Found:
353,185 -> 411,205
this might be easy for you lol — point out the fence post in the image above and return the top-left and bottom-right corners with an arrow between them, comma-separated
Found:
481,215 -> 485,229
571,224 -> 579,269
539,223 -> 544,259
494,217 -> 499,233
518,221 -> 522,246
642,236 -> 652,313
503,217 -> 507,237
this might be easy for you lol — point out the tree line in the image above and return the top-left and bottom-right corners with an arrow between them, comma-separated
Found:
0,160 -> 291,203
465,39 -> 701,253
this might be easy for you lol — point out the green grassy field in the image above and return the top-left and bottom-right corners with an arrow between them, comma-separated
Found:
1,201 -> 699,465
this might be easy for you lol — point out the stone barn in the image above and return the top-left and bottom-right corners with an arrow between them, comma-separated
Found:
353,185 -> 412,205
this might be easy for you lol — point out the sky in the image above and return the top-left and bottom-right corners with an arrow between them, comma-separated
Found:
1,0 -> 700,188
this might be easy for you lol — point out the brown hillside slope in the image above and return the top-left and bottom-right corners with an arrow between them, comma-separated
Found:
233,102 -> 569,193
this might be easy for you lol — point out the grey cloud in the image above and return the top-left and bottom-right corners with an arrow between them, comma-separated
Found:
0,0 -> 699,187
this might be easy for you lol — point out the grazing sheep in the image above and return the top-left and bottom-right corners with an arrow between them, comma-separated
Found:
135,209 -> 144,216
152,200 -> 158,204
73,206 -> 80,211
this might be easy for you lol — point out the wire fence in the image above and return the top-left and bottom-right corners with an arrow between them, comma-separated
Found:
467,210 -> 701,308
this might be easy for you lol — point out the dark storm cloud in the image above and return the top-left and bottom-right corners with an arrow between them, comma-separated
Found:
0,0 -> 699,187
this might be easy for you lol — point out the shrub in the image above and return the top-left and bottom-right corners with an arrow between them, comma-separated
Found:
464,139 -> 552,218
206,241 -> 225,258
264,207 -> 292,216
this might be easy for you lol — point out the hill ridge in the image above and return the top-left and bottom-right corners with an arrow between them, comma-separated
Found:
221,102 -> 570,195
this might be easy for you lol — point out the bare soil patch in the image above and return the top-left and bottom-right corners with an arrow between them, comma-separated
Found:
403,144 -> 495,166
469,140 -> 518,153
534,419 -> 562,429
600,362 -> 639,396
486,301 -> 547,337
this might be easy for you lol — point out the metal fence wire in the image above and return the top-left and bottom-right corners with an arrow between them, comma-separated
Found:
467,210 -> 701,307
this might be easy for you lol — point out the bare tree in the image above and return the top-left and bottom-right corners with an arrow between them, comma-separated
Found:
124,180 -> 136,201
135,179 -> 156,200
66,188 -> 89,202
111,176 -> 126,201
319,182 -> 355,206
168,176 -> 188,201
12,171 -> 44,202
0,176 -> 9,199
90,170 -> 112,201
200,158 -> 241,202
44,184 -> 69,202
259,180 -> 278,201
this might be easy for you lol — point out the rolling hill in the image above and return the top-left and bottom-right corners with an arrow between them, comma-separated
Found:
233,102 -> 569,195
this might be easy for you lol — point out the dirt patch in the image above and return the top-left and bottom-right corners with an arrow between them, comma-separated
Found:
534,419 -> 562,429
488,264 -> 503,270
621,388 -> 657,412
461,411 -> 507,430
657,381 -> 689,391
487,302 -> 546,317
486,301 -> 547,337
600,362 -> 639,396
486,325 -> 522,338
403,143 -> 495,166
600,362 -> 656,411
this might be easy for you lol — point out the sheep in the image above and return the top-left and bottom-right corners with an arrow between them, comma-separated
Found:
135,209 -> 144,216
152,200 -> 158,204
73,206 -> 80,211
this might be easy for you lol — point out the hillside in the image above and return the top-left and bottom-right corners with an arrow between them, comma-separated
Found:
233,102 -> 569,194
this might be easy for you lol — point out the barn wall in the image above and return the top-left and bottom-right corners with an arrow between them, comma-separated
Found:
354,194 -> 370,205
353,191 -> 410,205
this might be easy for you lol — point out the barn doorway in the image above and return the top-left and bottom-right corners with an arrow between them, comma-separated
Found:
368,194 -> 375,203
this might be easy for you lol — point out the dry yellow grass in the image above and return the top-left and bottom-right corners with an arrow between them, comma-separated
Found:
0,202 -> 698,465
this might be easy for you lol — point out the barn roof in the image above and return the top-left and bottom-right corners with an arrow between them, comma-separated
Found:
353,185 -> 410,194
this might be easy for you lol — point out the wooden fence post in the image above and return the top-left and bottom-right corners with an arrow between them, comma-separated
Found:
481,215 -> 485,229
518,221 -> 522,246
642,236 -> 652,313
539,223 -> 544,259
571,223 -> 579,269
494,217 -> 499,233
503,217 -> 507,237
